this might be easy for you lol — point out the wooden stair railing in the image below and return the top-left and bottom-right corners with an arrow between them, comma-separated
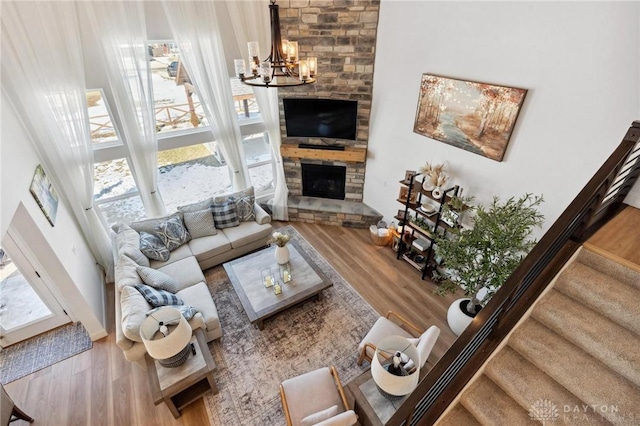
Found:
387,121 -> 640,426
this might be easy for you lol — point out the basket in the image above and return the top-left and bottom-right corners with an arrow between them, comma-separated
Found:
370,228 -> 393,246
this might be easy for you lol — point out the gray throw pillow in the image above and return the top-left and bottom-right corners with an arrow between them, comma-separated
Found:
139,232 -> 170,262
136,266 -> 179,293
211,200 -> 239,229
153,215 -> 191,251
134,284 -> 184,308
182,208 -> 217,238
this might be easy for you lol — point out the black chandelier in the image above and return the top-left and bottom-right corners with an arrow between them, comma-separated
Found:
235,0 -> 317,88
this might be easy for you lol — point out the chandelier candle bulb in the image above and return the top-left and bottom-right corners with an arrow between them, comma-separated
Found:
281,39 -> 289,57
261,62 -> 272,83
308,57 -> 317,77
299,60 -> 309,81
287,41 -> 298,63
247,41 -> 260,75
234,59 -> 246,78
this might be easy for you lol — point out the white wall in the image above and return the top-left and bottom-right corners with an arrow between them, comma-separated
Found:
365,1 -> 640,235
1,93 -> 107,340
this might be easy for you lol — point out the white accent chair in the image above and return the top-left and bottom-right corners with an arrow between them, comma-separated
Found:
357,311 -> 440,368
280,366 -> 358,426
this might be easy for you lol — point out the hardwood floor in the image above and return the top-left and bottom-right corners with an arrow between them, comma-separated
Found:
5,207 -> 639,425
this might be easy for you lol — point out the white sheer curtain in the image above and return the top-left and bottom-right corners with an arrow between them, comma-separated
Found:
161,1 -> 249,191
1,2 -> 114,278
226,1 -> 290,220
83,1 -> 166,218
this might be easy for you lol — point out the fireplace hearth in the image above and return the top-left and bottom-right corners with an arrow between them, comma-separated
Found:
301,163 -> 346,200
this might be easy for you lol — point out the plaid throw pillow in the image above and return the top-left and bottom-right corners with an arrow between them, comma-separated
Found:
214,186 -> 256,222
211,200 -> 239,229
134,284 -> 184,308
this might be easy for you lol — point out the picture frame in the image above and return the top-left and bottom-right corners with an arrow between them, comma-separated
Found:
29,164 -> 59,227
397,209 -> 407,220
441,209 -> 460,227
398,186 -> 409,202
404,170 -> 417,182
413,74 -> 527,162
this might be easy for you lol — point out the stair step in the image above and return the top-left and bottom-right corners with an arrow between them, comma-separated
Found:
460,375 -> 532,425
554,262 -> 640,335
579,248 -> 640,290
533,289 -> 640,387
510,319 -> 640,422
435,404 -> 481,426
484,346 -> 611,425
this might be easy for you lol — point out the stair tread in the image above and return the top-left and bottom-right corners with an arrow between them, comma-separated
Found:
485,346 -> 611,425
460,375 -> 532,426
435,404 -> 481,426
579,248 -> 640,290
533,289 -> 640,387
510,318 -> 640,421
555,261 -> 640,335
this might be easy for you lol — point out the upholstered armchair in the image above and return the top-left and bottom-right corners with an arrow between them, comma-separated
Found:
280,366 -> 358,426
357,311 -> 440,368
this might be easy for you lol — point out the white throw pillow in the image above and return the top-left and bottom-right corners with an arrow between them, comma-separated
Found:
137,266 -> 179,293
300,405 -> 339,426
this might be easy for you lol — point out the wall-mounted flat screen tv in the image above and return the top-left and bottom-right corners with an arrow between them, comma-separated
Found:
283,98 -> 358,140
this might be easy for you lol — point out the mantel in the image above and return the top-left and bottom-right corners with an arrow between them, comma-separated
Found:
280,145 -> 367,163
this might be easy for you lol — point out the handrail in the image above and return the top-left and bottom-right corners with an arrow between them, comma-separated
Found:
387,121 -> 640,425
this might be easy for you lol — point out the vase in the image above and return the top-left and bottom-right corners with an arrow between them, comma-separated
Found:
275,245 -> 290,265
432,187 -> 443,199
422,180 -> 434,191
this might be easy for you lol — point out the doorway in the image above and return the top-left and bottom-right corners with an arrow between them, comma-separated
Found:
0,232 -> 70,347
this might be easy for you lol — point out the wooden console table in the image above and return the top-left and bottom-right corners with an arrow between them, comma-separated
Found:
145,328 -> 218,418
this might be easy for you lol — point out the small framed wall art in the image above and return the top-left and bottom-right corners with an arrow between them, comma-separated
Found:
29,164 -> 59,227
413,74 -> 527,162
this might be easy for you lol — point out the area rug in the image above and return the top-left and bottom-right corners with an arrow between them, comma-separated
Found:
0,322 -> 92,384
203,225 -> 379,425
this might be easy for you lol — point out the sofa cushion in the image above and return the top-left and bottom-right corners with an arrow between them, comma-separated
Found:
211,200 -> 239,229
137,265 -> 180,293
130,212 -> 182,235
188,233 -> 232,263
221,221 -> 273,249
147,305 -> 198,321
115,254 -> 143,292
149,243 -> 193,269
139,232 -> 170,262
121,285 -> 153,342
116,224 -> 150,268
134,284 -> 184,307
155,255 -> 206,290
177,282 -> 220,334
177,197 -> 213,213
182,208 -> 217,238
154,215 -> 191,251
215,186 -> 255,222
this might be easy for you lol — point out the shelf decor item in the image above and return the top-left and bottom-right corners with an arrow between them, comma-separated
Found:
419,161 -> 448,191
262,268 -> 275,288
140,306 -> 193,368
268,230 -> 291,264
413,74 -> 527,162
433,193 -> 544,335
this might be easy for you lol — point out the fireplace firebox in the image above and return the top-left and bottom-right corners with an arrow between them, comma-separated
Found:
301,164 -> 346,200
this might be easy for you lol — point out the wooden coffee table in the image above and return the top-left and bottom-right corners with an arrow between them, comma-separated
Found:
145,328 -> 218,418
223,241 -> 333,329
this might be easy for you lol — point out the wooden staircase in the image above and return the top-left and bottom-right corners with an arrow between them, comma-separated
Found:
436,248 -> 640,425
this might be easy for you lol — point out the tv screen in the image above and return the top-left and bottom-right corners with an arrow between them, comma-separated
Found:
283,98 -> 357,140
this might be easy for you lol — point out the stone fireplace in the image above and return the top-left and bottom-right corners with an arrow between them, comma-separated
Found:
275,0 -> 382,228
301,163 -> 346,200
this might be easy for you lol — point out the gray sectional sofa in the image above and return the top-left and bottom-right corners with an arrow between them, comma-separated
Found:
113,190 -> 273,368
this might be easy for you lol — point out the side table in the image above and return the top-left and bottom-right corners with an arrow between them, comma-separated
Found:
145,328 -> 218,418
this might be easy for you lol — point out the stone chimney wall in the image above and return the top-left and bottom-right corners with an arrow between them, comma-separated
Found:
277,0 -> 380,203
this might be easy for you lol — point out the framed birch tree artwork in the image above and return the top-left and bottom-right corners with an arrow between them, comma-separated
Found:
29,164 -> 59,226
413,74 -> 527,162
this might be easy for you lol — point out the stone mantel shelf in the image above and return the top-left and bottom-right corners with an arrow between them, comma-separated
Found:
280,145 -> 367,163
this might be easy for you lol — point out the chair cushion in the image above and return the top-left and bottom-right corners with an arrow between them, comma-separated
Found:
134,284 -> 184,308
211,200 -> 239,229
281,367 -> 344,426
221,220 -> 273,249
301,405 -> 339,426
177,282 -> 220,333
137,265 -> 179,293
182,208 -> 217,238
139,232 -> 170,262
416,326 -> 440,368
154,215 -> 191,251
358,316 -> 415,359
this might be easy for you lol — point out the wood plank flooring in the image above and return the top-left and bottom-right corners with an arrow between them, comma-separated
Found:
5,207 -> 639,425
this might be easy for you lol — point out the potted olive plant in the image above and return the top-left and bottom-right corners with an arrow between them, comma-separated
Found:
433,193 -> 544,335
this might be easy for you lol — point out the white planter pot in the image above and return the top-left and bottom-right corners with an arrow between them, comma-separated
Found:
447,298 -> 480,336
